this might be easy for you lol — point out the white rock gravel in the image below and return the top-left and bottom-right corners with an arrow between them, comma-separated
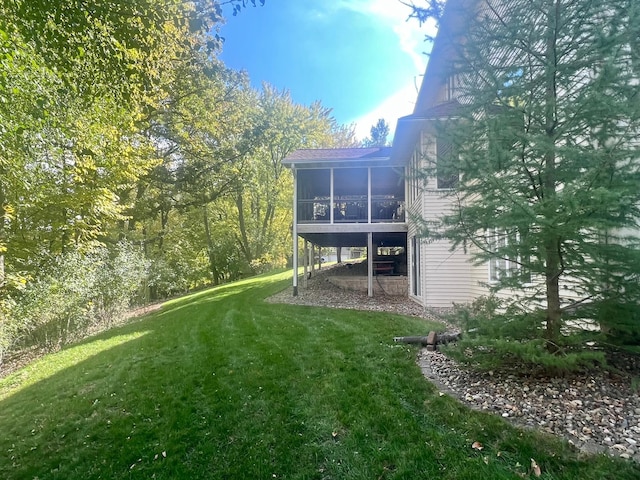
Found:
269,264 -> 640,461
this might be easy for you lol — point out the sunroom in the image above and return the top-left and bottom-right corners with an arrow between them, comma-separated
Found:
282,147 -> 409,297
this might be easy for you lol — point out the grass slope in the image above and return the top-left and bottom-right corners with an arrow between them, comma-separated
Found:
1,271 -> 638,479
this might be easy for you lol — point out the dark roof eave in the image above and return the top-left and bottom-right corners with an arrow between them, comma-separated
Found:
390,101 -> 464,163
282,147 -> 399,169
282,157 -> 405,169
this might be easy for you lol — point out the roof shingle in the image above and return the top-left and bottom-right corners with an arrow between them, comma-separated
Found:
283,147 -> 392,164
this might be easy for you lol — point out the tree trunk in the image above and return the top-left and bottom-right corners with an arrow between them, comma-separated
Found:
202,204 -> 219,285
544,242 -> 562,348
235,194 -> 253,266
542,0 -> 562,350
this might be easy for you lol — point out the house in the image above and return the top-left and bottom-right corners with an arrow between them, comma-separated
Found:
282,1 -> 478,307
392,0 -> 479,308
284,0 -> 639,310
281,147 -> 409,297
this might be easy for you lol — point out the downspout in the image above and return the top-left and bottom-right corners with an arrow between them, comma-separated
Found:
368,168 -> 373,296
404,164 -> 410,296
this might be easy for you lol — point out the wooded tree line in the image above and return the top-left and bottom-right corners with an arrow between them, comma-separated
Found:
0,0 -> 359,361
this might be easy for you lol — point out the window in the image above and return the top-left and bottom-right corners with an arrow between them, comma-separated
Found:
446,74 -> 458,101
333,167 -> 367,223
436,138 -> 458,189
297,169 -> 330,222
372,167 -> 405,222
411,236 -> 421,296
487,228 -> 531,283
488,228 -> 508,282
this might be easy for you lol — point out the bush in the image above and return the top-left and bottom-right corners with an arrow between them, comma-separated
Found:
592,300 -> 640,346
0,297 -> 17,365
8,242 -> 148,353
249,253 -> 281,275
147,256 -> 195,300
93,242 -> 149,324
443,295 -> 606,375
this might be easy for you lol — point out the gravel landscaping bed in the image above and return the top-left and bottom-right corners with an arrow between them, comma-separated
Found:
419,349 -> 640,461
269,264 -> 640,461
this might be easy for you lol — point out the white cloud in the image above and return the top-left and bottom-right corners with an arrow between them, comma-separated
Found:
335,0 -> 436,72
350,80 -> 420,141
331,0 -> 437,141
302,1 -> 437,142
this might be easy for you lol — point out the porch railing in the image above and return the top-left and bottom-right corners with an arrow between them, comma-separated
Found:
297,198 -> 405,224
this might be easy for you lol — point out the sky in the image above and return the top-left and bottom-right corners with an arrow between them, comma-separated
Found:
218,0 -> 437,141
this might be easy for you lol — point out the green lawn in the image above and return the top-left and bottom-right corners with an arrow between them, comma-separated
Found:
1,271 -> 638,479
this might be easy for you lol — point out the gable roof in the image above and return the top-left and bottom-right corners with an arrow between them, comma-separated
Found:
414,0 -> 475,114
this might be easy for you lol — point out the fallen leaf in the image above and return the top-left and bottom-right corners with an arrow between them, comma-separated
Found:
531,458 -> 541,477
471,441 -> 484,451
483,456 -> 489,465
162,451 -> 167,458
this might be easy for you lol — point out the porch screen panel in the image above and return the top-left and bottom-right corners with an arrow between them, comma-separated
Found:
297,169 -> 330,222
371,167 -> 405,221
333,168 -> 367,222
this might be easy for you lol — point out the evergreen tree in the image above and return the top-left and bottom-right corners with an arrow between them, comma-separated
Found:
362,118 -> 391,147
414,0 -> 640,350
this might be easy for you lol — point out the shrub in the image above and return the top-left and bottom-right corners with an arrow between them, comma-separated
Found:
0,298 -> 17,365
250,253 -> 280,275
443,295 -> 606,375
92,242 -> 150,325
147,256 -> 194,300
8,242 -> 148,353
591,300 -> 640,346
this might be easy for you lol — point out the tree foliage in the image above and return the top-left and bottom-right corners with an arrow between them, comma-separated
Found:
0,0 -> 362,363
414,0 -> 640,354
362,118 -> 391,147
0,0 -> 266,280
0,0 -> 221,279
4,242 -> 147,362
231,86 -> 348,273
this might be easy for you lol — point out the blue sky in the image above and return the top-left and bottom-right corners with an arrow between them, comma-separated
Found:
218,0 -> 437,141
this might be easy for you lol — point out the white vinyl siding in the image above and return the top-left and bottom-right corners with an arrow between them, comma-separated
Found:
419,186 -> 473,307
423,239 -> 473,307
404,131 -> 475,307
